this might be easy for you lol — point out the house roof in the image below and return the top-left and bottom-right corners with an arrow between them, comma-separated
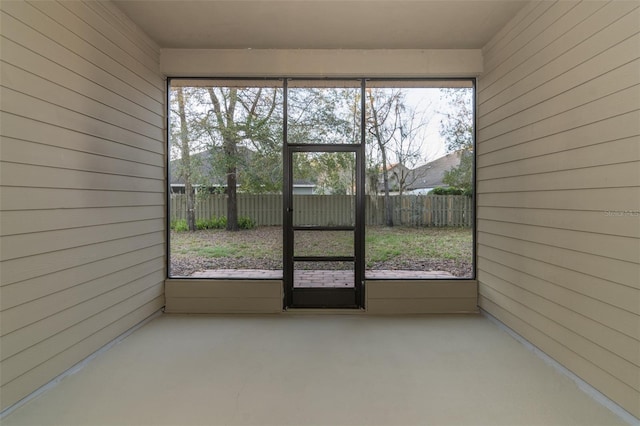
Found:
169,150 -> 223,186
409,151 -> 462,190
380,151 -> 462,191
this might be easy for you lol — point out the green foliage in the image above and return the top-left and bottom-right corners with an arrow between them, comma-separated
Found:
442,150 -> 473,193
175,215 -> 254,231
439,88 -> 474,192
170,219 -> 189,232
196,216 -> 228,230
429,186 -> 471,196
238,216 -> 256,230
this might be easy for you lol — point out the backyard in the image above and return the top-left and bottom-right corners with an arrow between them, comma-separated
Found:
170,226 -> 473,277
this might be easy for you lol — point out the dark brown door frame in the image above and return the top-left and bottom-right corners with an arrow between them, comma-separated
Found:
283,80 -> 366,309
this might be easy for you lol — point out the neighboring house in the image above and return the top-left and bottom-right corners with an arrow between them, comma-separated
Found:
378,151 -> 462,195
291,180 -> 316,195
169,150 -> 316,195
169,150 -> 227,194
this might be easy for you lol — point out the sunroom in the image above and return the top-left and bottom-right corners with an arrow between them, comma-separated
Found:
0,1 -> 638,424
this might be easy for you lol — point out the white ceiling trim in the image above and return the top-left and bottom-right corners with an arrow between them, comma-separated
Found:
161,49 -> 483,78
113,1 -> 529,50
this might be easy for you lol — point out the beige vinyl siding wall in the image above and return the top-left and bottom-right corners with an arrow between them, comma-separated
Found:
476,0 -> 640,418
0,1 -> 165,411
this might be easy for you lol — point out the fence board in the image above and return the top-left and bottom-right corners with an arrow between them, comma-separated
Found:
170,194 -> 472,227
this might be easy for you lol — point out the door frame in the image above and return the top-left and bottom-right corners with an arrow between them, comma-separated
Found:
283,80 -> 366,309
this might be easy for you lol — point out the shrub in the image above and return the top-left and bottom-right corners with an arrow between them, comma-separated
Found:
171,219 -> 188,232
195,219 -> 209,230
238,216 -> 256,230
174,216 -> 254,231
197,216 -> 227,230
214,216 -> 228,229
429,186 -> 470,196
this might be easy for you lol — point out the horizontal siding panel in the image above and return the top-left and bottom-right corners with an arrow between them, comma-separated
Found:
482,1 -> 582,77
479,57 -> 640,141
478,233 -> 639,289
478,220 -> 639,264
31,0 -> 163,90
478,258 -> 640,342
0,0 -> 164,412
0,162 -> 163,193
84,1 -> 160,59
366,298 -> 478,314
1,37 -> 163,128
481,34 -> 640,129
366,280 -> 477,299
1,270 -> 164,365
1,218 -> 164,261
477,162 -> 640,193
0,245 -> 164,310
477,110 -> 640,168
479,3 -> 640,105
0,187 -> 164,211
477,244 -> 639,314
482,1 -> 541,58
0,206 -> 164,237
477,187 -> 640,211
479,84 -> 640,154
165,297 -> 282,314
1,1 -> 163,99
479,0 -> 640,417
0,7 -> 162,114
0,87 -> 164,155
57,1 -> 160,79
1,138 -> 163,181
1,261 -> 163,341
479,296 -> 640,418
0,296 -> 163,410
1,62 -> 163,140
1,283 -> 163,386
1,233 -> 164,286
0,112 -> 163,166
480,283 -> 639,392
166,279 -> 282,299
478,137 -> 640,180
477,207 -> 640,238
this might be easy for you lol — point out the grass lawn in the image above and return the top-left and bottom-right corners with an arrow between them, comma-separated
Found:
171,226 -> 473,277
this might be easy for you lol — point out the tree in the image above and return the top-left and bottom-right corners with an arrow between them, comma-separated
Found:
440,88 -> 474,192
366,88 -> 432,225
169,86 -> 207,232
169,85 -> 281,232
204,87 -> 281,231
288,87 -> 361,195
366,88 -> 401,226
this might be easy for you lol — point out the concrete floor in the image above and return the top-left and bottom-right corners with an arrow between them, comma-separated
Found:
2,314 -> 629,426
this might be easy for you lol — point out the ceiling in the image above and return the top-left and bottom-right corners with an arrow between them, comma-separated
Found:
113,1 -> 528,50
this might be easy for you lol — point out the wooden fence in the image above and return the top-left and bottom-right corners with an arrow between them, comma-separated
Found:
171,194 -> 473,227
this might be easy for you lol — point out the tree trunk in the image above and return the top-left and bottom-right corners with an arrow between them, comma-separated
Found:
225,138 -> 239,232
207,88 -> 239,231
380,149 -> 393,227
368,92 -> 393,227
176,88 -> 196,232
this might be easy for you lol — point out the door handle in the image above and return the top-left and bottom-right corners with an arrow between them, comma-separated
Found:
286,208 -> 294,213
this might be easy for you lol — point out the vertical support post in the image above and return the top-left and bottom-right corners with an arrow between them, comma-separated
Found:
282,79 -> 293,308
